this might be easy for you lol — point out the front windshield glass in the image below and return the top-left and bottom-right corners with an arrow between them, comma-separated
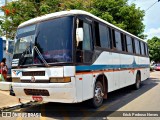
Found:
14,16 -> 73,66
34,16 -> 73,64
14,24 -> 36,54
14,35 -> 34,54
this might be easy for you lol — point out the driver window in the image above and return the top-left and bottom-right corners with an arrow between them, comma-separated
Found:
77,20 -> 93,51
76,19 -> 93,63
83,22 -> 92,50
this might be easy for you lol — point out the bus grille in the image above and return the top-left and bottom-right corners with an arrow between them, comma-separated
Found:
24,89 -> 50,96
22,71 -> 45,76
21,80 -> 49,83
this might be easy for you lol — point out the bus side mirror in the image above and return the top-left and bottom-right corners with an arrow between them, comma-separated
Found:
76,28 -> 83,46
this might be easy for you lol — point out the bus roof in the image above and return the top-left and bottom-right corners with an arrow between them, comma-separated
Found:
18,10 -> 145,42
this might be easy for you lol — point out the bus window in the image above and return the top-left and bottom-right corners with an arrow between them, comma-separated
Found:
145,44 -> 149,56
76,19 -> 93,63
143,42 -> 146,56
99,24 -> 111,49
94,22 -> 100,47
140,42 -> 145,55
139,41 -> 142,55
135,39 -> 140,55
83,22 -> 93,51
121,33 -> 127,52
126,35 -> 133,53
132,38 -> 135,53
114,30 -> 122,51
77,20 -> 92,51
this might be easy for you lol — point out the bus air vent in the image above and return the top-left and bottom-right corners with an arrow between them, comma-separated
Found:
21,80 -> 49,83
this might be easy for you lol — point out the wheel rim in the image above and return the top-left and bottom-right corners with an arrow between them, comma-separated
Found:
94,86 -> 104,103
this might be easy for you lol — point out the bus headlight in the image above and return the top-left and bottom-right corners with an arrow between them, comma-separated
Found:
12,77 -> 21,82
49,77 -> 71,83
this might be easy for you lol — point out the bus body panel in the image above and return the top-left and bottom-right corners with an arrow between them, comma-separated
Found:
64,66 -> 75,77
75,74 -> 83,102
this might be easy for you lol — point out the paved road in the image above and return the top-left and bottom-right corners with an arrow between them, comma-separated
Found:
108,71 -> 160,120
1,71 -> 160,120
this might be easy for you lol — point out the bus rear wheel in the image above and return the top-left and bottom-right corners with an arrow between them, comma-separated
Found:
134,73 -> 141,89
89,81 -> 104,108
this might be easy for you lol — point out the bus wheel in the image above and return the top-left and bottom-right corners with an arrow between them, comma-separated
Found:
135,73 -> 141,89
89,81 -> 104,108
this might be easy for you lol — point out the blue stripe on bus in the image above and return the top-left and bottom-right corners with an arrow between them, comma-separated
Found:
76,58 -> 149,71
76,64 -> 149,71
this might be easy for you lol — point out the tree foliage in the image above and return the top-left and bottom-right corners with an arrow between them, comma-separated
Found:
147,37 -> 160,63
0,0 -> 145,39
0,0 -> 61,39
90,0 -> 145,37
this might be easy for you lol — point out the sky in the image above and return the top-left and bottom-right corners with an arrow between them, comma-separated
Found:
0,0 -> 160,40
128,0 -> 160,40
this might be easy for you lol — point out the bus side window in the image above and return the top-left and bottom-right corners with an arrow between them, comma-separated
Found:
126,35 -> 133,53
114,30 -> 122,51
95,21 -> 100,47
135,39 -> 140,55
76,18 -> 93,63
112,29 -> 116,48
121,33 -> 127,52
143,42 -> 146,56
132,38 -> 135,53
145,44 -> 149,56
95,22 -> 111,49
77,20 -> 93,51
99,24 -> 111,49
139,41 -> 142,55
140,42 -> 145,55
83,22 -> 93,51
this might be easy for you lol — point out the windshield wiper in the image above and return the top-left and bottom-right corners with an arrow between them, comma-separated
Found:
33,46 -> 49,67
34,31 -> 49,67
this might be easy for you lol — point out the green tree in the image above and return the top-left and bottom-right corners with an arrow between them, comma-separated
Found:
0,0 -> 145,39
0,0 -> 61,39
90,0 -> 145,38
147,37 -> 160,62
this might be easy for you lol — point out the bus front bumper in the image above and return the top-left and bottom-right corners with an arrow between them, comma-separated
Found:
12,82 -> 77,103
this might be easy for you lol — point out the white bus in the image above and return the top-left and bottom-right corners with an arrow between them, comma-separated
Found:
11,10 -> 150,108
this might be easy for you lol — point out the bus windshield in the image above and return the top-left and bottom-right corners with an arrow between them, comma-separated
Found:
14,16 -> 73,66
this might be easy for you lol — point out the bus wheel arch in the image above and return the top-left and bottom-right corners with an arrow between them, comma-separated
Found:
95,74 -> 108,99
89,74 -> 108,108
134,70 -> 141,89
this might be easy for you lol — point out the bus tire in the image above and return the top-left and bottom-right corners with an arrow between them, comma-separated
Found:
89,81 -> 104,108
134,73 -> 141,90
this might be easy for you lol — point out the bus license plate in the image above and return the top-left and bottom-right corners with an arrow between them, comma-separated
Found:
32,96 -> 43,101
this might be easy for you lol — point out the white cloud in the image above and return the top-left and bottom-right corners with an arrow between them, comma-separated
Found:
145,28 -> 160,39
0,0 -> 4,6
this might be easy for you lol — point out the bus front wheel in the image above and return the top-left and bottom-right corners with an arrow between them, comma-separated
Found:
89,81 -> 104,108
